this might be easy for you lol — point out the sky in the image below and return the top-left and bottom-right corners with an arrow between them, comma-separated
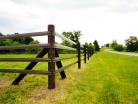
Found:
0,0 -> 138,46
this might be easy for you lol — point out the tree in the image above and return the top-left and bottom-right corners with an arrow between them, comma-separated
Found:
105,43 -> 110,47
0,32 -> 3,36
125,36 -> 138,52
93,40 -> 100,51
0,32 -> 40,53
84,42 -> 89,48
113,44 -> 124,51
13,33 -> 33,44
88,43 -> 94,55
111,40 -> 118,49
110,40 -> 124,51
61,31 -> 82,48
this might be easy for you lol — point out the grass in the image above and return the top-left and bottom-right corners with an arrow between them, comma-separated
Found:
0,51 -> 138,104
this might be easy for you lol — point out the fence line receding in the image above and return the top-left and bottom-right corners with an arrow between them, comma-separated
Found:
0,24 -> 93,89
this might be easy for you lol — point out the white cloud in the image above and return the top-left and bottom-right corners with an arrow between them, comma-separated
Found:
0,0 -> 138,46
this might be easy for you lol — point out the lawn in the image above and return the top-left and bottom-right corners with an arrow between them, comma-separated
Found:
0,51 -> 138,104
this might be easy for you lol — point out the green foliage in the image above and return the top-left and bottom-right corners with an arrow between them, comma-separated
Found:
111,40 -> 124,51
13,33 -> 34,45
125,36 -> 138,52
93,40 -> 100,51
105,43 -> 110,47
85,42 -> 89,48
0,32 -> 3,36
61,31 -> 82,48
111,40 -> 118,49
88,43 -> 95,55
113,44 -> 124,51
0,32 -> 40,53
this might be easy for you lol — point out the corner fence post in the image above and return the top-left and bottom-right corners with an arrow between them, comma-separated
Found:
48,24 -> 55,89
84,45 -> 86,63
77,42 -> 81,69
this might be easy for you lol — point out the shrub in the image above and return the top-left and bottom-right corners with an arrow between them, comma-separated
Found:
113,44 -> 124,51
125,36 -> 138,52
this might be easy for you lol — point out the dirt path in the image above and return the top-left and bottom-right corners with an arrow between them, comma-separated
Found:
105,49 -> 138,57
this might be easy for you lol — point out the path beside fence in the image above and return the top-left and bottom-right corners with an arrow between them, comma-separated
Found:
105,49 -> 138,57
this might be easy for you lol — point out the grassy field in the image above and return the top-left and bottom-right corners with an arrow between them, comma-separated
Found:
0,51 -> 138,104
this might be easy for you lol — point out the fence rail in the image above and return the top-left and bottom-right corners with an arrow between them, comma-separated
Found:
55,33 -> 77,45
0,44 -> 50,50
0,31 -> 50,39
0,69 -> 52,75
0,24 -> 93,89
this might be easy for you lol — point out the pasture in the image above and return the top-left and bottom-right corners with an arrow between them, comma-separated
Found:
0,51 -> 138,104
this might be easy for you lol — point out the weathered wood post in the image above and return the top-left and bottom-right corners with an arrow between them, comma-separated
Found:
77,42 -> 81,69
48,24 -> 55,89
84,45 -> 86,63
90,48 -> 92,57
87,47 -> 89,60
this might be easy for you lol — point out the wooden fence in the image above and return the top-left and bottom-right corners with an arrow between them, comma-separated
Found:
0,24 -> 93,89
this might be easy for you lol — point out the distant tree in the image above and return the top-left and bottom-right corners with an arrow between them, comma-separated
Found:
0,32 -> 3,36
110,40 -> 124,51
125,36 -> 138,52
85,42 -> 89,48
88,43 -> 94,55
93,40 -> 100,51
111,40 -> 118,49
61,31 -> 82,48
0,32 -> 40,53
30,40 -> 39,44
13,33 -> 33,44
113,44 -> 124,51
105,43 -> 110,47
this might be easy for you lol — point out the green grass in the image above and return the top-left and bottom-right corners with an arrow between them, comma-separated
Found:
0,51 -> 138,104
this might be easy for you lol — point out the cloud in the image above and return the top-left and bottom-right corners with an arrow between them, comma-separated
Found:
0,0 -> 138,45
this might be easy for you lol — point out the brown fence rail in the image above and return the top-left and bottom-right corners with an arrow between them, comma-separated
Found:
0,31 -> 50,39
0,24 -> 93,89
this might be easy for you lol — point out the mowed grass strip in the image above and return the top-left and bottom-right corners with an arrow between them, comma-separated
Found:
57,51 -> 138,104
0,51 -> 138,104
0,54 -> 78,104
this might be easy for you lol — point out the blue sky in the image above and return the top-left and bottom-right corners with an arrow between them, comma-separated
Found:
0,0 -> 138,46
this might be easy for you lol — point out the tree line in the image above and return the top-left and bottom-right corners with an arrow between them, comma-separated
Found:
0,32 -> 40,53
0,31 -> 100,54
104,36 -> 138,52
61,31 -> 100,54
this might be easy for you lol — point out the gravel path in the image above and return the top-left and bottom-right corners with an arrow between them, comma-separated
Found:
105,50 -> 138,57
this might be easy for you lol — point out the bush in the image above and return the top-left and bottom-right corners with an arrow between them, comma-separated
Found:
125,36 -> 138,52
113,44 -> 124,51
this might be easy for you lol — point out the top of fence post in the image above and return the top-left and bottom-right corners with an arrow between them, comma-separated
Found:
48,24 -> 55,32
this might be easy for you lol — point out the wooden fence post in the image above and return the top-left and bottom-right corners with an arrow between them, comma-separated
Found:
87,48 -> 89,60
84,45 -> 86,63
77,42 -> 81,69
90,48 -> 91,57
48,24 -> 55,89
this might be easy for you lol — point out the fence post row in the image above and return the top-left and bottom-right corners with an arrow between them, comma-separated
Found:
77,42 -> 81,69
48,24 -> 55,89
0,24 -> 94,89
